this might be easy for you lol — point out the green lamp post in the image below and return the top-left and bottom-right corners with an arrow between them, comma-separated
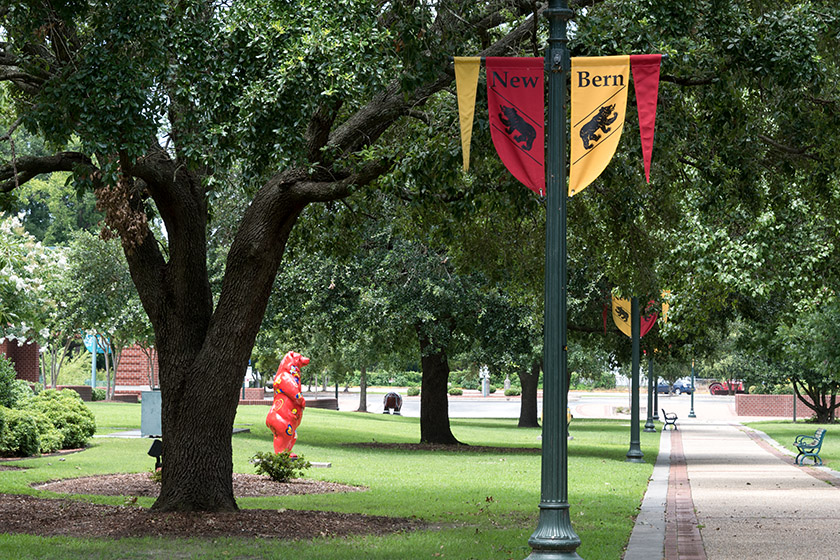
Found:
626,297 -> 645,462
525,0 -> 582,558
644,358 -> 656,432
688,359 -> 696,418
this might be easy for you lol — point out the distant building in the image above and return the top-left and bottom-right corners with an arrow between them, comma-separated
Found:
115,344 -> 159,394
0,338 -> 40,383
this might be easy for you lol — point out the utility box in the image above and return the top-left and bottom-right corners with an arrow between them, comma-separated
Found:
141,390 -> 162,437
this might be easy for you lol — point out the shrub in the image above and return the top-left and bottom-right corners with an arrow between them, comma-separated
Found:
505,388 -> 522,396
448,387 -> 463,396
91,388 -> 106,401
771,384 -> 794,395
29,410 -> 62,453
251,451 -> 311,482
8,379 -> 34,407
0,406 -> 40,457
28,389 -> 96,449
488,385 -> 497,394
407,386 -> 420,396
0,355 -> 19,408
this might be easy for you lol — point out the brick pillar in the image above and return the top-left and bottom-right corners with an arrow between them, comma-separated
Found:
0,338 -> 40,383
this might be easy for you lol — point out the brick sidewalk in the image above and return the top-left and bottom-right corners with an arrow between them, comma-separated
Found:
664,429 -> 706,560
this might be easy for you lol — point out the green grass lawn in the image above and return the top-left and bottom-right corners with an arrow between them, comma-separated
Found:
0,403 -> 660,559
746,421 -> 840,466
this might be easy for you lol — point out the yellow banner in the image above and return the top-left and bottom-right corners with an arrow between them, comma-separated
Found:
612,295 -> 632,337
661,290 -> 670,323
454,57 -> 481,171
569,56 -> 629,196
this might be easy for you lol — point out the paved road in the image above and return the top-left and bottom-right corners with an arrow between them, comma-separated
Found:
332,389 -> 737,421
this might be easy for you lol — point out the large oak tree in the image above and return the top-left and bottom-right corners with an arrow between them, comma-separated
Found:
0,0 -> 542,511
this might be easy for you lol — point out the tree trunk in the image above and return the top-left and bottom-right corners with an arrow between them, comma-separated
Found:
154,355 -> 241,511
119,160 -> 307,512
793,381 -> 837,424
518,359 -> 541,428
417,330 -> 460,445
357,366 -> 368,412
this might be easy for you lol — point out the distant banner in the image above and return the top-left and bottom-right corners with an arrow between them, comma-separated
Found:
630,54 -> 662,183
486,57 -> 545,195
454,57 -> 481,171
612,296 -> 658,338
569,56 -> 629,196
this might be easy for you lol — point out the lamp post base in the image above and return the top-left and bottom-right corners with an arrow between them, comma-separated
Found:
526,503 -> 582,559
525,550 -> 584,560
626,448 -> 645,463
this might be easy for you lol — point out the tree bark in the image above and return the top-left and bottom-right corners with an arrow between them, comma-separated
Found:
417,329 -> 460,445
357,366 -> 368,412
518,359 -> 541,428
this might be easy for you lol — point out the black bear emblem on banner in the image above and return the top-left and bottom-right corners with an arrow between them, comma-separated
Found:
580,104 -> 618,149
499,106 -> 536,151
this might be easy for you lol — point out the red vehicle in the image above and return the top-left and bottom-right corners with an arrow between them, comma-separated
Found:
708,380 -> 746,395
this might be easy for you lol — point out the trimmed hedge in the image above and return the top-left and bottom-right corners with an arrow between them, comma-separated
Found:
0,407 -> 41,457
0,356 -> 19,408
27,389 -> 96,449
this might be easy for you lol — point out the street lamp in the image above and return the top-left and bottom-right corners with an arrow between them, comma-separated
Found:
644,358 -> 656,432
688,359 -> 696,418
626,297 -> 644,462
525,1 -> 582,558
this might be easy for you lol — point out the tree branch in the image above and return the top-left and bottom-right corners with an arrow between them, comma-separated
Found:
757,134 -> 818,161
0,152 -> 95,193
327,10 -> 540,160
0,43 -> 53,93
660,74 -> 716,86
289,158 -> 395,203
305,99 -> 344,164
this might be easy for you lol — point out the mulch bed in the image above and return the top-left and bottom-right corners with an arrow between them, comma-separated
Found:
33,472 -> 364,498
0,472 -> 419,540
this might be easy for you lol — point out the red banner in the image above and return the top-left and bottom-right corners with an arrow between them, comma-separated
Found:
613,296 -> 658,338
630,54 -> 662,183
486,57 -> 545,195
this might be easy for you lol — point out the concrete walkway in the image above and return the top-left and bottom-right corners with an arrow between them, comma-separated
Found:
625,418 -> 840,559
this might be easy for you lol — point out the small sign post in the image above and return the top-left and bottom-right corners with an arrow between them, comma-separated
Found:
82,332 -> 106,389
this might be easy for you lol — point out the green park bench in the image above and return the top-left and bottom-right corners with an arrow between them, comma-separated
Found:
794,428 -> 827,466
661,409 -> 678,430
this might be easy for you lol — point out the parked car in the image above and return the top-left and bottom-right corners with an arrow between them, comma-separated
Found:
708,380 -> 746,395
672,380 -> 694,395
657,380 -> 694,395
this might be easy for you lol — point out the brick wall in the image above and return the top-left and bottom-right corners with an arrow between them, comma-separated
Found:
242,387 -> 269,401
736,394 -> 840,418
0,338 -> 40,383
115,345 -> 159,390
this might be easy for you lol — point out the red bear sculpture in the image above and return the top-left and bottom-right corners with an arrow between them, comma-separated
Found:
266,351 -> 310,455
